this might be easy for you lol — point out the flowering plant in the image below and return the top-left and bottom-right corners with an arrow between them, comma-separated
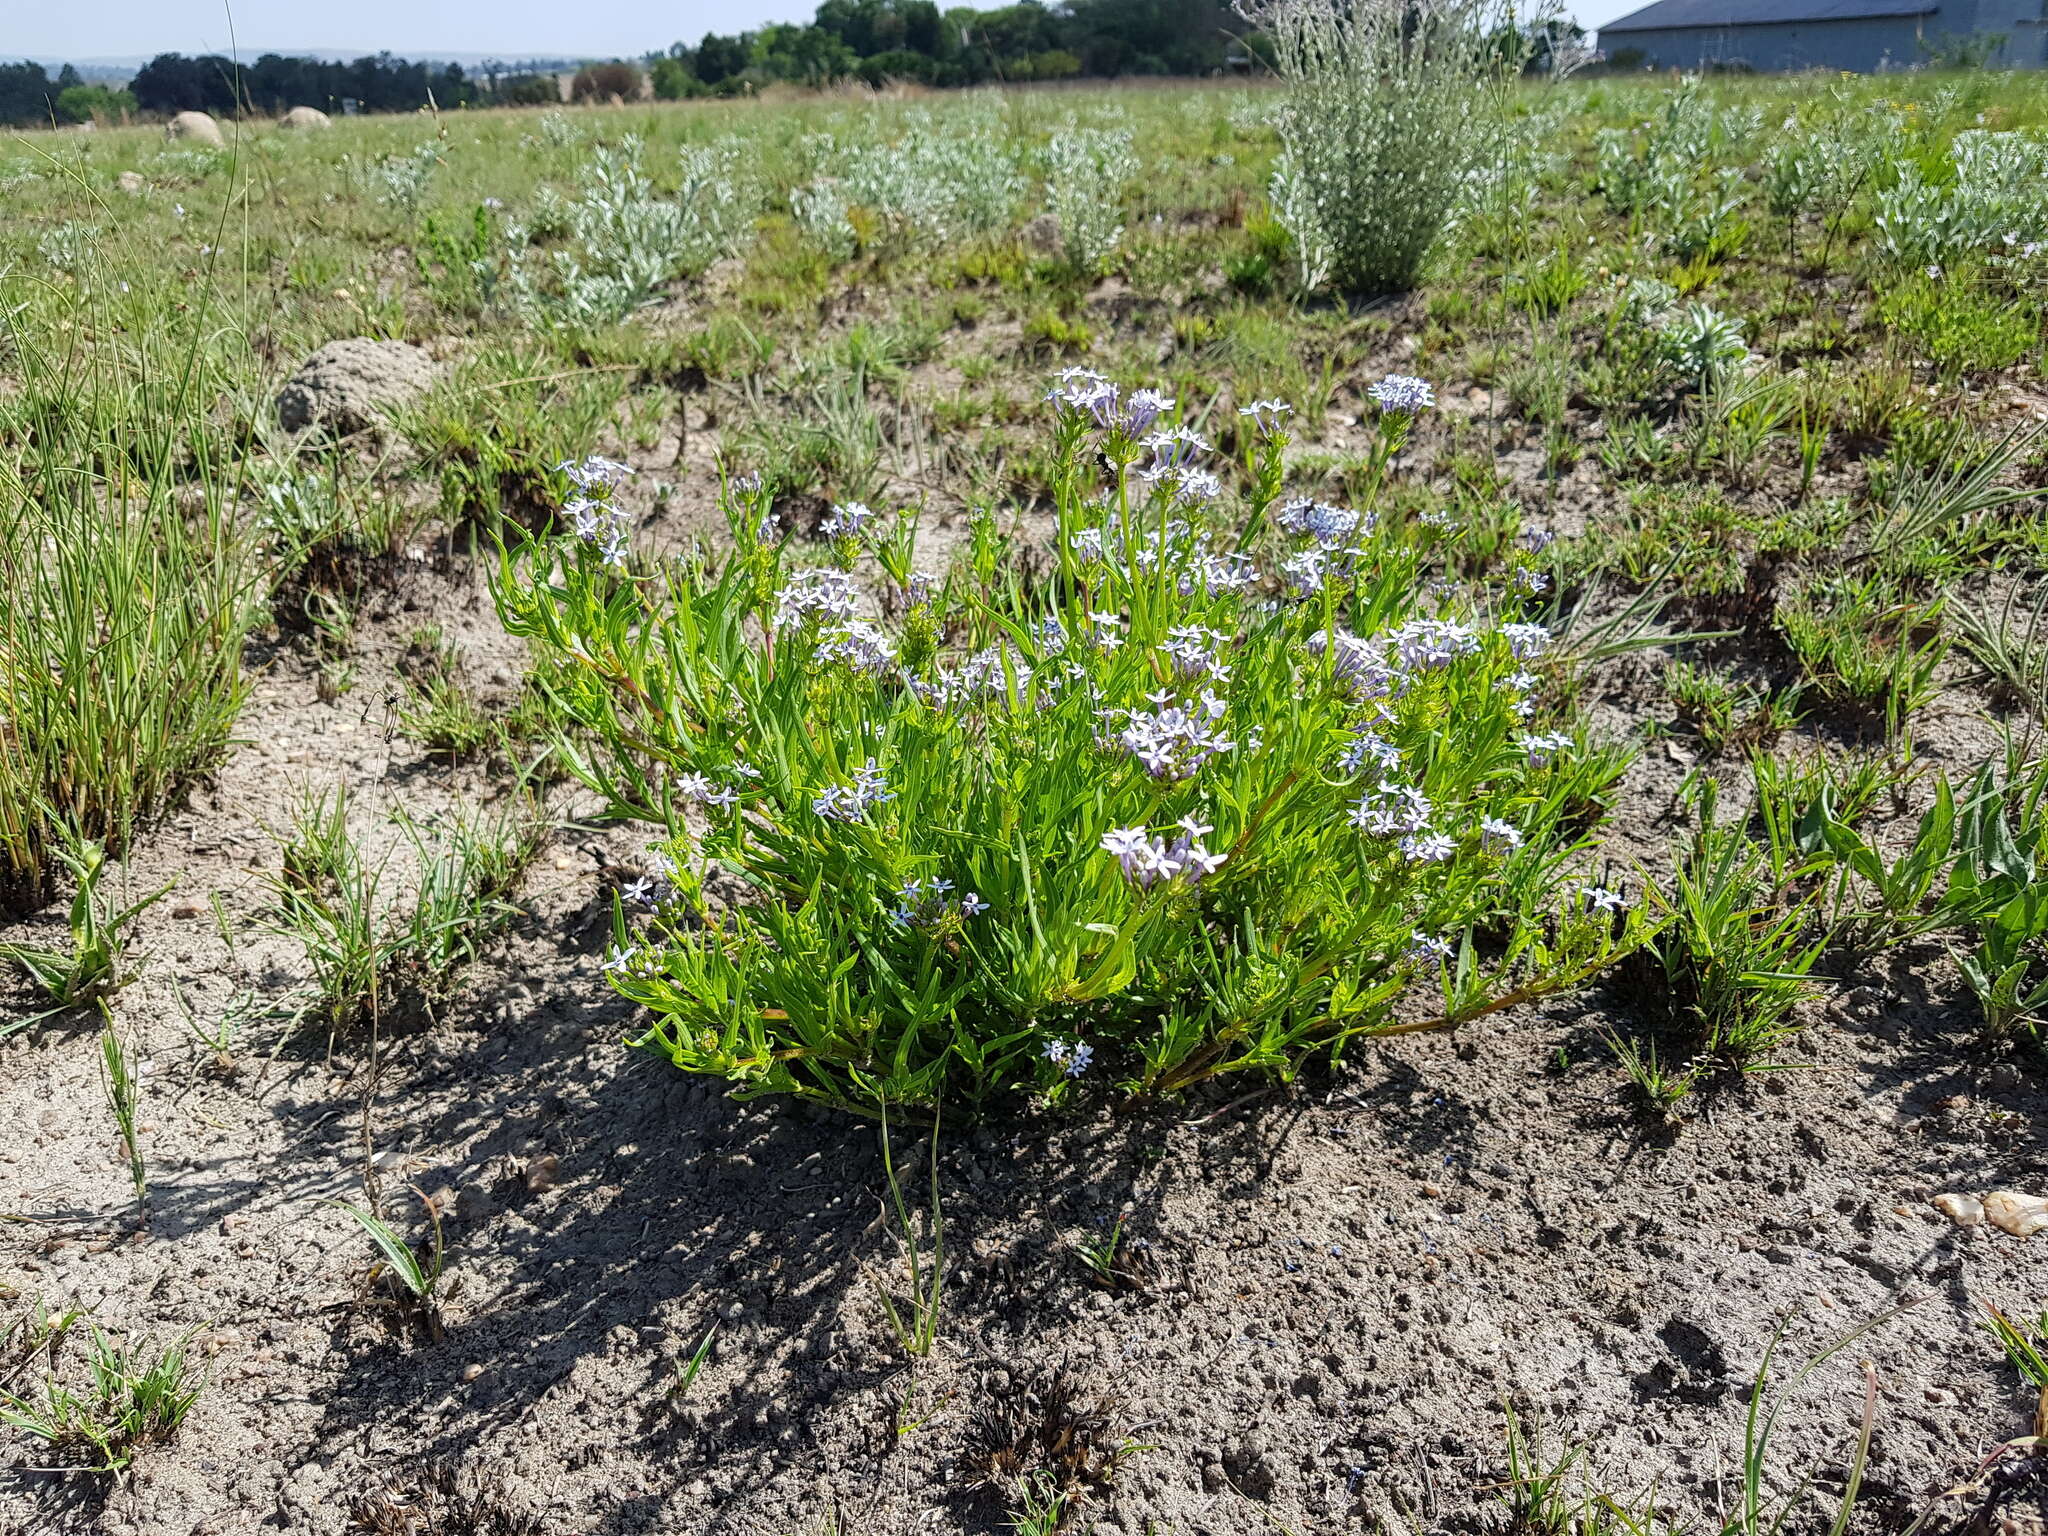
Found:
493,376 -> 1651,1118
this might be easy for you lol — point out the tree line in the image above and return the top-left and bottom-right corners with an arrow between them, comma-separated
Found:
0,0 -> 1253,129
123,53 -> 481,118
0,62 -> 135,127
649,0 -> 1247,95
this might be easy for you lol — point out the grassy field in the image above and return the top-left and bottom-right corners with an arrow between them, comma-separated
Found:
2,67 -> 2048,1536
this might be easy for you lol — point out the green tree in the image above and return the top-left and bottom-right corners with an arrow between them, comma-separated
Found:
750,24 -> 858,84
650,56 -> 696,99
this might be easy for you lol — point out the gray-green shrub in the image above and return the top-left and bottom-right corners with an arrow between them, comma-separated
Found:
1246,0 -> 1519,295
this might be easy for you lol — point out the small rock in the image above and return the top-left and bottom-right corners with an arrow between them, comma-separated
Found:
1932,1193 -> 1984,1228
280,106 -> 332,130
117,171 -> 145,194
524,1155 -> 561,1194
461,1363 -> 484,1382
1985,1190 -> 2048,1238
171,900 -> 204,919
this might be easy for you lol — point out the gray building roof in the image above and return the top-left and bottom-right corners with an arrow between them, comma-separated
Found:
1599,0 -> 1935,31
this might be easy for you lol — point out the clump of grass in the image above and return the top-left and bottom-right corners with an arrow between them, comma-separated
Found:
963,1367 -> 1138,1532
1071,1216 -> 1155,1293
1663,661 -> 1799,753
0,1321 -> 203,1474
1775,576 -> 1946,735
260,785 -> 542,1032
99,1023 -> 147,1203
0,400 -> 256,914
1982,1303 -> 2048,1390
1247,0 -> 1520,294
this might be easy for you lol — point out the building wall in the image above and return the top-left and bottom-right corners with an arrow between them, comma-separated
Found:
1605,2 -> 2048,68
1961,0 -> 2048,63
1601,16 -> 1933,70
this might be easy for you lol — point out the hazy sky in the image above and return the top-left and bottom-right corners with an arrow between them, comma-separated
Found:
16,0 -> 1643,64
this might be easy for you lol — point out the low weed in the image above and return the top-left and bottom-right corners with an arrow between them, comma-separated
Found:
1663,662 -> 1798,753
1775,576 -> 1945,734
1982,1303 -> 2048,1390
963,1367 -> 1138,1529
867,1103 -> 944,1359
0,823 -> 171,1030
324,1189 -> 447,1343
1633,778 -> 1824,1065
99,1023 -> 147,1203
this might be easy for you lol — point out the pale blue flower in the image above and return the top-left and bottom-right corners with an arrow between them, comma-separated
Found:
1368,374 -> 1434,415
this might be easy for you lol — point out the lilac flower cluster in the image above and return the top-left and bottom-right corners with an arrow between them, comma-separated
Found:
1277,497 -> 1371,548
1068,511 -> 1255,596
623,850 -> 680,910
1162,625 -> 1232,682
775,568 -> 859,629
812,759 -> 893,823
1140,425 -> 1209,471
1404,931 -> 1452,964
1238,398 -> 1292,435
1392,619 -> 1481,671
1100,817 -> 1228,889
558,456 -> 636,570
1309,630 -> 1401,702
913,643 -> 1033,711
821,501 -> 878,539
558,455 -> 633,494
676,772 -> 742,810
600,941 -> 661,979
1112,690 -> 1235,780
1042,1038 -> 1094,1078
566,498 -> 632,569
815,618 -> 897,678
1281,548 -> 1335,597
1348,779 -> 1432,838
1499,623 -> 1551,660
1046,368 -> 1173,437
890,876 -> 989,928
1519,731 -> 1575,767
1368,374 -> 1435,415
1337,727 -> 1401,775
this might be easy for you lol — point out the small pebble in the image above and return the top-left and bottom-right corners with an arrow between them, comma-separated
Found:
1932,1193 -> 1984,1228
461,1363 -> 484,1382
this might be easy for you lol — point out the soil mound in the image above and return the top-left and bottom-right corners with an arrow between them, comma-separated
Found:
277,338 -> 440,436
